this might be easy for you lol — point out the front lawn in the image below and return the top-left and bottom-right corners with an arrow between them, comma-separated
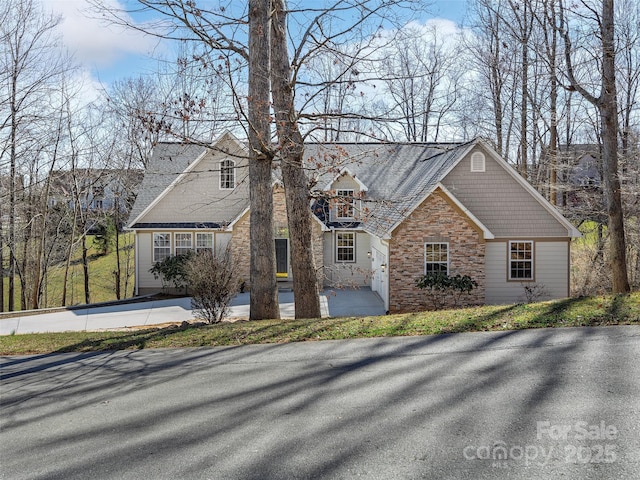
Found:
0,293 -> 638,356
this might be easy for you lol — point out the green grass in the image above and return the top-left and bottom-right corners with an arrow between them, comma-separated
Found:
2,234 -> 135,311
1,292 -> 638,356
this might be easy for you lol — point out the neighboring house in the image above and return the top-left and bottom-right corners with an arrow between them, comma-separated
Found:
48,169 -> 143,215
551,144 -> 639,222
127,131 -> 581,312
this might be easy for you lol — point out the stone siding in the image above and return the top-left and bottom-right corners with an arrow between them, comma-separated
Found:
388,190 -> 485,313
231,186 -> 324,289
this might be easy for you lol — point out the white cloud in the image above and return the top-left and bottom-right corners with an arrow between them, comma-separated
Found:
43,0 -> 158,68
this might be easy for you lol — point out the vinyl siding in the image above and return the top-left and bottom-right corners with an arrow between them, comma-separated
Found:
441,147 -> 570,237
323,230 -> 371,287
485,240 -> 569,304
137,232 -> 164,291
137,138 -> 249,224
136,231 -> 233,293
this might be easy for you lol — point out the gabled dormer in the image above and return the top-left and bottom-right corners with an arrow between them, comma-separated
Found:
323,167 -> 368,223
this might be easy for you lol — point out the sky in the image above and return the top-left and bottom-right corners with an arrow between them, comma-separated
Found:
44,0 -> 470,100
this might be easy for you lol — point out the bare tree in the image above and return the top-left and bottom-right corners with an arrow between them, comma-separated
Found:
0,0 -> 73,310
559,0 -> 630,293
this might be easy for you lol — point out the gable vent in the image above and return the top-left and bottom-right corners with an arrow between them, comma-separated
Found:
470,152 -> 486,172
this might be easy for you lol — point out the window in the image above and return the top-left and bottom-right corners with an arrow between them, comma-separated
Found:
336,189 -> 355,219
196,233 -> 214,254
509,241 -> 534,280
220,159 -> 235,189
425,243 -> 449,274
175,233 -> 193,256
471,152 -> 486,172
153,233 -> 171,263
336,232 -> 355,262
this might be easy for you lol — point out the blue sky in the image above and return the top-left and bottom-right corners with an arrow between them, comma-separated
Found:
45,0 -> 469,98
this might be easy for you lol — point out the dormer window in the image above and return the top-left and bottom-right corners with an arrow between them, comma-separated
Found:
220,159 -> 235,189
336,189 -> 355,219
471,152 -> 486,172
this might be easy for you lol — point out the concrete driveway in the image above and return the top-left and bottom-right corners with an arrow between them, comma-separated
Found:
0,288 -> 386,335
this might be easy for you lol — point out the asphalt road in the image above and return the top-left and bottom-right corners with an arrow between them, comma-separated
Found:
1,326 -> 639,479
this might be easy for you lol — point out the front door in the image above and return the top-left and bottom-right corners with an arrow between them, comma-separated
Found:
275,238 -> 288,278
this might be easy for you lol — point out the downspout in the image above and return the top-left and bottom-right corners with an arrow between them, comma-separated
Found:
381,238 -> 390,313
134,231 -> 139,296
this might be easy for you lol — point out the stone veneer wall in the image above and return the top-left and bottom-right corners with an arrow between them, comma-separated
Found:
388,190 -> 485,313
230,186 -> 324,289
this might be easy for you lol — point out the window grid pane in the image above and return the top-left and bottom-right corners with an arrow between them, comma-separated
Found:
336,189 -> 355,219
509,242 -> 533,279
196,233 -> 214,253
425,243 -> 448,274
153,233 -> 171,263
336,232 -> 355,262
220,160 -> 235,189
175,233 -> 193,256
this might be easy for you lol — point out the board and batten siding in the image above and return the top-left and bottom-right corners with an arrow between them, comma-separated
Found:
485,240 -> 570,304
441,147 -> 570,238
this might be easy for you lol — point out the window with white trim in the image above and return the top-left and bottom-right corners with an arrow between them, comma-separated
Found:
196,232 -> 214,254
175,233 -> 193,256
336,189 -> 355,219
153,233 -> 171,263
509,241 -> 534,280
425,242 -> 449,274
471,152 -> 486,172
220,159 -> 235,189
336,231 -> 355,262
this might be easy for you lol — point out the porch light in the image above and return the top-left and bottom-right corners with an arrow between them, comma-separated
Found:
380,263 -> 386,273
367,251 -> 371,259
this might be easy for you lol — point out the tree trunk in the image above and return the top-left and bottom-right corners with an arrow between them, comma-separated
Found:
248,0 -> 280,320
270,0 -> 321,319
599,0 -> 629,293
82,233 -> 90,304
0,211 -> 3,312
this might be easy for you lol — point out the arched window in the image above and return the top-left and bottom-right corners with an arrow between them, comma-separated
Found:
220,159 -> 235,189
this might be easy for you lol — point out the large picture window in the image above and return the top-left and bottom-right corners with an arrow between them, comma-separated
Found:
196,232 -> 214,254
336,232 -> 355,262
425,243 -> 449,274
220,159 -> 235,189
509,241 -> 534,280
336,189 -> 355,219
153,233 -> 171,263
175,233 -> 193,256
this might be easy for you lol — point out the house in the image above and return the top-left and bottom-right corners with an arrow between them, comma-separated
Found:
48,169 -> 143,215
126,131 -> 581,312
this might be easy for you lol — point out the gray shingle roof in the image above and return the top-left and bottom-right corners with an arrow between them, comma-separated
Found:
127,142 -> 207,225
128,139 -> 474,237
304,142 -> 472,236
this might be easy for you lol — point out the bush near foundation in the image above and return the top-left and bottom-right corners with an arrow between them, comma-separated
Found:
416,272 -> 478,310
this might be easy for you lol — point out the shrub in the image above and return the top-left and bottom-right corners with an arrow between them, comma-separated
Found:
521,283 -> 549,303
185,247 -> 238,324
149,252 -> 194,291
416,272 -> 478,310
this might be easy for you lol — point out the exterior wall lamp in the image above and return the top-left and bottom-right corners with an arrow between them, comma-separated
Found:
367,251 -> 371,259
380,263 -> 386,273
